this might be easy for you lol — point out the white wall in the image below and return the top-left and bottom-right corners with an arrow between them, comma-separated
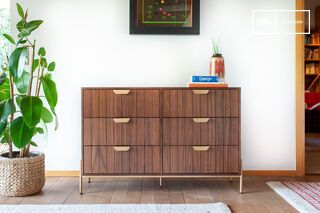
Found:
11,0 -> 296,171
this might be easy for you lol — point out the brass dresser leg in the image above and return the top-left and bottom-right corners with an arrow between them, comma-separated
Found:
240,159 -> 243,194
88,177 -> 91,183
79,160 -> 83,194
160,177 -> 162,187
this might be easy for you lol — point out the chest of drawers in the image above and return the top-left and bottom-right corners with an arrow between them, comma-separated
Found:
80,88 -> 242,193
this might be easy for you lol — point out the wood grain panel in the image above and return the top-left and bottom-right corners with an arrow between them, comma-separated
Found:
106,146 -> 161,174
162,89 -> 239,117
163,118 -> 239,146
83,89 -> 160,118
84,118 -> 160,146
83,118 -> 91,145
83,146 -> 91,174
163,146 -> 239,174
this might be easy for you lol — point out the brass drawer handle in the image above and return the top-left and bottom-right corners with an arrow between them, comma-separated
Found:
193,90 -> 209,95
113,90 -> 130,95
192,118 -> 210,123
193,146 -> 210,152
113,146 -> 131,152
113,118 -> 131,123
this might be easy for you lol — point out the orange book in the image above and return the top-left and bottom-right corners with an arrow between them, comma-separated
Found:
188,83 -> 229,88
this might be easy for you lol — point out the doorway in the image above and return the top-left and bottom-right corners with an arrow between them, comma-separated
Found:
304,0 -> 320,174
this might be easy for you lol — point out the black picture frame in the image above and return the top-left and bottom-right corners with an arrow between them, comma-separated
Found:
130,0 -> 200,35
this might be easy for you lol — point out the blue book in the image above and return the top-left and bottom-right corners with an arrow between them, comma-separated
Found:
192,76 -> 219,83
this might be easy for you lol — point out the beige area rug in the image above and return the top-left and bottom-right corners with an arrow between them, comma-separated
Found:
268,182 -> 320,213
0,203 -> 231,213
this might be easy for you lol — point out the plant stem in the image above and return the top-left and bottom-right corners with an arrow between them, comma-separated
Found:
35,67 -> 44,96
8,75 -> 15,159
27,40 -> 36,96
24,39 -> 36,157
35,55 -> 43,97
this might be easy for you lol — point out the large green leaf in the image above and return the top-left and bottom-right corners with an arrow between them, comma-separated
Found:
3,34 -> 15,44
20,96 -> 43,128
40,76 -> 58,109
16,3 -> 24,19
0,79 -> 10,102
0,99 -> 16,122
10,117 -> 34,149
25,20 -> 43,32
41,107 -> 53,123
14,70 -> 30,94
9,47 -> 27,78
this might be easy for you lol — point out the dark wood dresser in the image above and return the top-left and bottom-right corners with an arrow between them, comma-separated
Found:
80,88 -> 242,193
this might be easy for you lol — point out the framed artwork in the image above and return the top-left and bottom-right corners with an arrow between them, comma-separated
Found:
130,0 -> 200,35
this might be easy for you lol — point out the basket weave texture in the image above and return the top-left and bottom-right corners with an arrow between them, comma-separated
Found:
0,152 -> 45,197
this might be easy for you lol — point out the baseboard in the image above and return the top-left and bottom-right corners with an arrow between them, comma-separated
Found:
242,170 -> 298,177
45,170 -> 79,177
46,170 -> 299,177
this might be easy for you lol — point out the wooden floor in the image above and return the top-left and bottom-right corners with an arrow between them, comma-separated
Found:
1,176 -> 320,212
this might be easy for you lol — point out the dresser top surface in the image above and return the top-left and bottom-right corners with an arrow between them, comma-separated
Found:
82,87 -> 241,90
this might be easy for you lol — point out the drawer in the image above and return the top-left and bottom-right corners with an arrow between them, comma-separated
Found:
162,89 -> 240,118
83,89 -> 160,118
163,118 -> 239,146
163,146 -> 239,174
83,118 -> 160,146
83,146 -> 161,174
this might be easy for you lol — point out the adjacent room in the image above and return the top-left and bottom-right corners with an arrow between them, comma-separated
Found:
0,0 -> 319,212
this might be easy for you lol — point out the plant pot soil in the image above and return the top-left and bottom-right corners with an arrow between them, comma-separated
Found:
0,152 -> 45,197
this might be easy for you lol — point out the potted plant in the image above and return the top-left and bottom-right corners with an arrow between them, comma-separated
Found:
209,38 -> 225,82
0,3 -> 58,197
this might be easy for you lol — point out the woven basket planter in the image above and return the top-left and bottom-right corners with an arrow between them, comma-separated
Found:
0,152 -> 45,197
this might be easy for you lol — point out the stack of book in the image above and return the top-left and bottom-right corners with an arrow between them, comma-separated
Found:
188,75 -> 228,88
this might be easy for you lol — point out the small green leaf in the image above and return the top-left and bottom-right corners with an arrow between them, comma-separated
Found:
3,34 -> 15,44
25,20 -> 43,32
41,107 -> 53,123
18,39 -> 27,45
36,127 -> 44,134
10,117 -> 34,149
30,141 -> 38,147
47,62 -> 56,72
14,70 -> 30,94
20,96 -> 43,128
0,73 -> 6,85
16,3 -> 25,19
41,58 -> 47,68
32,59 -> 39,72
9,47 -> 28,78
16,20 -> 26,32
38,47 -> 46,57
18,29 -> 31,38
0,136 -> 8,144
40,76 -> 58,109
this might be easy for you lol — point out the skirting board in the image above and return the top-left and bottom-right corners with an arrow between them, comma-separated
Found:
45,170 -> 299,177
